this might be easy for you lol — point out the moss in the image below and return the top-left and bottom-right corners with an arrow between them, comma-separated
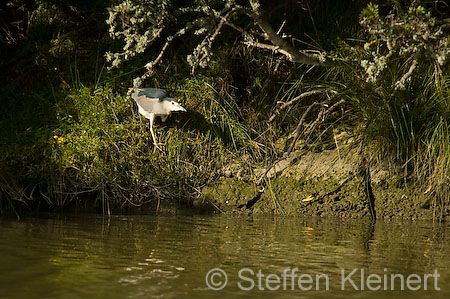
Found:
202,178 -> 257,212
197,145 -> 438,220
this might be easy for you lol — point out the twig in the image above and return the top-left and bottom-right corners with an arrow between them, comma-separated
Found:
288,99 -> 345,154
287,101 -> 321,154
210,8 -> 254,41
258,97 -> 344,184
269,89 -> 337,123
190,9 -> 234,73
138,19 -> 205,84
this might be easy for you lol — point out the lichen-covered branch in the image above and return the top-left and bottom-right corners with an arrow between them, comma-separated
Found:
359,3 -> 449,89
187,9 -> 234,73
248,0 -> 333,66
395,58 -> 418,91
137,22 -> 200,86
106,0 -> 338,86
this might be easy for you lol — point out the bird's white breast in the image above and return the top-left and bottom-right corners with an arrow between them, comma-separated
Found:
137,104 -> 154,119
137,102 -> 171,120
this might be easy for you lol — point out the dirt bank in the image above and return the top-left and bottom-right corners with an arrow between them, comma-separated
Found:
200,147 -> 448,221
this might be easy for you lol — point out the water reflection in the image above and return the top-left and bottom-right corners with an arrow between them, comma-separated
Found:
0,215 -> 449,298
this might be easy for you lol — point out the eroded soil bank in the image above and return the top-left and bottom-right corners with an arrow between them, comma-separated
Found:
16,147 -> 447,221
199,147 -> 448,221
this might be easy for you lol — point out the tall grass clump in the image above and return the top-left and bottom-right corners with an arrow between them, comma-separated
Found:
340,3 -> 450,213
415,77 -> 450,217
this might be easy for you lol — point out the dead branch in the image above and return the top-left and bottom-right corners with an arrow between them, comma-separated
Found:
287,101 -> 321,154
139,26 -> 192,84
138,16 -> 217,84
288,99 -> 345,154
189,10 -> 235,73
242,40 -> 292,58
255,98 -> 345,187
248,0 -> 335,66
269,89 -> 338,123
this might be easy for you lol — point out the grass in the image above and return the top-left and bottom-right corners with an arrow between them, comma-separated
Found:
52,84 -> 227,205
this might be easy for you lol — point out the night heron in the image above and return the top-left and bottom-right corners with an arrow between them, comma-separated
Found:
129,88 -> 187,148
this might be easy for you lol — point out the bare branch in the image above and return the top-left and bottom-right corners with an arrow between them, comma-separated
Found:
248,0 -> 334,66
255,97 -> 344,185
287,101 -> 320,154
288,99 -> 345,154
269,89 -> 338,122
243,40 -> 292,56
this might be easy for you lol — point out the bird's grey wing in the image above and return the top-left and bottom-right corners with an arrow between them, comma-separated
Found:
137,88 -> 169,100
131,92 -> 162,112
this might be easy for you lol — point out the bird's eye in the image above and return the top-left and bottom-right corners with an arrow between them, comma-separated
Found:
171,102 -> 174,105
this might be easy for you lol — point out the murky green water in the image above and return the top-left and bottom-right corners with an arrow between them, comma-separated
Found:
1,215 -> 449,298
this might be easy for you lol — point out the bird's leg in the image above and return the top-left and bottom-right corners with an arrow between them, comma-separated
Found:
149,114 -> 161,151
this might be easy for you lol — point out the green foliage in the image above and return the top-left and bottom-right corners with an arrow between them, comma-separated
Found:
360,2 -> 379,20
51,85 -> 217,204
342,3 -> 450,212
46,71 -> 264,207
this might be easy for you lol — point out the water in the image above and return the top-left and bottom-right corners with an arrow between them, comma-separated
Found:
1,215 -> 449,298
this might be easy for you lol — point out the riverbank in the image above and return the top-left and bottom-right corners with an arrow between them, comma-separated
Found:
1,1 -> 449,220
200,146 -> 446,221
3,139 -> 446,221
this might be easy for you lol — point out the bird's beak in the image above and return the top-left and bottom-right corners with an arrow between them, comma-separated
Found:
176,104 -> 187,113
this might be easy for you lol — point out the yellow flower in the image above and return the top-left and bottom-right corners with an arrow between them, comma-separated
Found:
58,137 -> 64,144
